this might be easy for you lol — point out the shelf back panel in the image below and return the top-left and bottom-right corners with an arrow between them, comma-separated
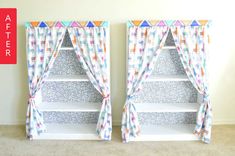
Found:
42,81 -> 102,103
132,81 -> 198,103
43,112 -> 99,124
138,112 -> 196,125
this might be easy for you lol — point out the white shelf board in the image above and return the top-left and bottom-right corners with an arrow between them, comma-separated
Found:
39,102 -> 101,112
45,75 -> 89,82
130,124 -> 200,141
162,46 -> 176,50
135,103 -> 199,112
59,47 -> 74,51
146,75 -> 189,82
34,124 -> 100,140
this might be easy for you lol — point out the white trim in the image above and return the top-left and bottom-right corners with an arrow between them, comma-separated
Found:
0,120 -> 25,125
213,119 -> 235,125
39,102 -> 101,112
112,120 -> 121,126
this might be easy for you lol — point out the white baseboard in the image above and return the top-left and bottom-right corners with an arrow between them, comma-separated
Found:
213,119 -> 235,125
113,120 -> 121,126
0,120 -> 25,125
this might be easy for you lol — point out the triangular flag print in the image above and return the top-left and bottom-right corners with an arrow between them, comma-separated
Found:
140,20 -> 150,27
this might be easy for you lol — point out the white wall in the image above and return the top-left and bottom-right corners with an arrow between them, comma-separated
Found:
0,0 -> 235,125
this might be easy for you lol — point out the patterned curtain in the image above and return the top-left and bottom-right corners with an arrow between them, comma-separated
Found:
26,27 -> 66,139
122,26 -> 169,142
171,25 -> 212,143
68,27 -> 111,140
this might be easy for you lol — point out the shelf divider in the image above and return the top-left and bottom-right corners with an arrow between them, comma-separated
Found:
39,102 -> 101,112
34,124 -> 100,140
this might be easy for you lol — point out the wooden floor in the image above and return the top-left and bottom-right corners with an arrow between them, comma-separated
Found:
0,125 -> 235,156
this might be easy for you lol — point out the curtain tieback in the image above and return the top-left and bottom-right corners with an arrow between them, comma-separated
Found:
28,95 -> 36,103
103,94 -> 110,99
127,95 -> 132,100
29,95 -> 35,99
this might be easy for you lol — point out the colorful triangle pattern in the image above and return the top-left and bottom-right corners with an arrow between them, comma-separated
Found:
140,20 -> 150,27
87,21 -> 95,27
39,22 -> 47,27
191,20 -> 200,26
128,20 -> 210,27
157,20 -> 166,26
25,21 -> 108,28
174,20 -> 183,26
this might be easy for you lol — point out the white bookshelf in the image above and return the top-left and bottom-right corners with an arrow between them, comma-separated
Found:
34,124 -> 100,140
45,75 -> 89,82
129,124 -> 200,141
39,102 -> 101,112
135,103 -> 199,112
33,23 -> 111,140
126,26 -> 199,142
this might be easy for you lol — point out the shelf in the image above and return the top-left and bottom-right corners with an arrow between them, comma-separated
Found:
129,124 -> 200,141
45,75 -> 89,82
34,124 -> 100,140
162,46 -> 176,50
146,75 -> 189,82
135,103 -> 200,112
59,47 -> 74,51
39,102 -> 101,112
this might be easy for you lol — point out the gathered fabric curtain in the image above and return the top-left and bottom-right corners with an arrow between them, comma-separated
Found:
122,26 -> 169,142
26,27 -> 66,139
68,27 -> 111,140
171,25 -> 212,143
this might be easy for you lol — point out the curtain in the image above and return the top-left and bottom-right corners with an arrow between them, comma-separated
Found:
171,25 -> 212,143
122,26 -> 169,142
26,27 -> 66,139
68,27 -> 111,140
